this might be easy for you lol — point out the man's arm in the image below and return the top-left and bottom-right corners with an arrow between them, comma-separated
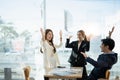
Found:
81,52 -> 109,68
107,26 -> 115,38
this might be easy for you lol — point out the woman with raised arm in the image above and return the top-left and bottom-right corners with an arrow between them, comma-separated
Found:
65,30 -> 90,80
40,28 -> 62,73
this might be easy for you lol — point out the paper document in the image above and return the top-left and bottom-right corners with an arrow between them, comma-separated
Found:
49,67 -> 82,76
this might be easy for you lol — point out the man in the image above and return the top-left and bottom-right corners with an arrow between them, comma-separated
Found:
81,38 -> 118,80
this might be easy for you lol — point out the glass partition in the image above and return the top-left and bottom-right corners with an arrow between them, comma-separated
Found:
0,0 -> 120,80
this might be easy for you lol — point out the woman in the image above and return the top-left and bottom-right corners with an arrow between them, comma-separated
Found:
40,28 -> 62,73
65,30 -> 90,80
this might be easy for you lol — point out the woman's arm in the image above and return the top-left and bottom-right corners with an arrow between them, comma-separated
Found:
65,35 -> 73,48
85,41 -> 90,51
84,34 -> 91,51
59,30 -> 62,42
40,28 -> 45,41
40,28 -> 45,53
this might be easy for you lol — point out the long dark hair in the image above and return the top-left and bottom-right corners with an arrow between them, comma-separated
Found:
45,29 -> 56,53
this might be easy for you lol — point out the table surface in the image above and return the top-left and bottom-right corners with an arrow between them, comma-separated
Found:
44,67 -> 83,79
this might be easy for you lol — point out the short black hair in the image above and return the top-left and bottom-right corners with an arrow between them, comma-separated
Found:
101,38 -> 115,50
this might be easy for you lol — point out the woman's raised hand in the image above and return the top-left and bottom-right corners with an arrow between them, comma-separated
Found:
68,35 -> 72,39
40,28 -> 45,40
59,30 -> 62,41
59,30 -> 62,38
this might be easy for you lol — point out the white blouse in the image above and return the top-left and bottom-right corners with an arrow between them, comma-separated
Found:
41,40 -> 62,72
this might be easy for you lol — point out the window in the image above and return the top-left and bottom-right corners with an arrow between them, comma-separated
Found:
0,0 -> 120,80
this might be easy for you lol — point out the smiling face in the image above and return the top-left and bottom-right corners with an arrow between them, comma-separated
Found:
100,38 -> 115,53
77,30 -> 85,41
46,31 -> 53,41
77,32 -> 83,40
45,29 -> 53,41
100,43 -> 107,52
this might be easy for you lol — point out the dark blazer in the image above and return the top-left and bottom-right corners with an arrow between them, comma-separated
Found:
86,53 -> 118,80
65,39 -> 90,66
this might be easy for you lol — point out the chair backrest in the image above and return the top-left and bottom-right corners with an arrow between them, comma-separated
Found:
105,70 -> 110,80
98,70 -> 110,80
24,66 -> 31,80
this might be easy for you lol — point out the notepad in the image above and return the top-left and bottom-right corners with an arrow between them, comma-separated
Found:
52,71 -> 75,76
49,68 -> 78,76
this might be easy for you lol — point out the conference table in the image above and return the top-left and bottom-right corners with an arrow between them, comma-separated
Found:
44,67 -> 83,80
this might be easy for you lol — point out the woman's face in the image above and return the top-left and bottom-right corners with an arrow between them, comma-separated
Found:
77,32 -> 84,40
46,31 -> 53,41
